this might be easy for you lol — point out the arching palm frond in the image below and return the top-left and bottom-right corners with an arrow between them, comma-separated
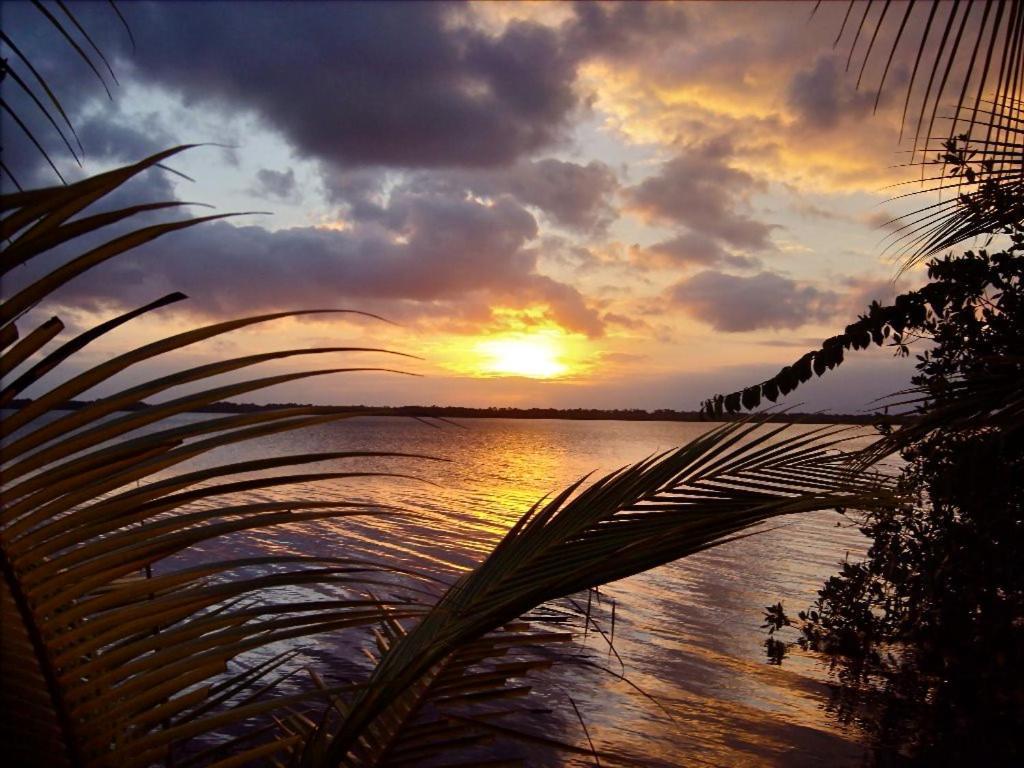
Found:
312,420 -> 895,767
702,248 -> 1023,473
0,149 -> 435,768
279,615 -> 602,768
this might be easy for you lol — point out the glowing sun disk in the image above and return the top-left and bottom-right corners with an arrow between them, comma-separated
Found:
476,336 -> 568,379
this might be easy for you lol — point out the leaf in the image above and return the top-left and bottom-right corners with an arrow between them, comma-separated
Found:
0,154 -> 429,765
318,419 -> 895,765
0,292 -> 187,406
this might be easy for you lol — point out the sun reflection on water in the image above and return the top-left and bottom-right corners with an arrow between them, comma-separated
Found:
150,415 -> 875,765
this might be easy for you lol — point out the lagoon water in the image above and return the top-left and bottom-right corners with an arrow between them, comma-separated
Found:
93,414 -> 878,764
161,415 -> 877,766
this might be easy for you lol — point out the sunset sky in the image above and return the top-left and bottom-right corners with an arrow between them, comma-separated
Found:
2,0 -> 939,412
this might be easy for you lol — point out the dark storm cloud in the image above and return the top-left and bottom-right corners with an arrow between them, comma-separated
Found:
318,167 -> 393,221
626,138 -> 774,250
0,2 -> 130,184
31,182 -> 604,337
640,232 -> 761,270
3,1 -> 698,179
113,1 -> 579,169
669,270 -> 838,332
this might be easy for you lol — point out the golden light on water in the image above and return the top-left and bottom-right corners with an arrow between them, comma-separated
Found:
475,333 -> 568,378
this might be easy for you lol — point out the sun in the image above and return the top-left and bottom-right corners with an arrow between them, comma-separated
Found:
475,334 -> 568,379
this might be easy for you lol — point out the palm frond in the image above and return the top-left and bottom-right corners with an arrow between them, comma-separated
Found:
882,122 -> 1023,270
29,0 -> 113,100
0,291 -> 188,406
0,30 -> 85,159
822,1 -> 1024,265
830,0 -> 1024,158
0,151 -> 434,766
284,616 -> 600,768
1,2 -> 133,186
316,420 -> 895,766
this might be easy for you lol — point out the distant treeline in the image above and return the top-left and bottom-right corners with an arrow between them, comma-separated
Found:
6,399 -> 912,424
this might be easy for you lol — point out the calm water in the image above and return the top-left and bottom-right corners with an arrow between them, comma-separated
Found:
147,415 -> 876,766
23,413 -> 880,765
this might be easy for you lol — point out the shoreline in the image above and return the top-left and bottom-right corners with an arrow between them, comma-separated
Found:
7,399 -> 912,425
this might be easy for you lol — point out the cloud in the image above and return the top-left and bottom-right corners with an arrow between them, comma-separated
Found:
318,167 -> 393,220
112,2 -> 580,169
626,138 -> 774,250
601,312 -> 651,332
669,270 -> 838,332
600,351 -> 647,363
839,274 -> 900,315
861,208 -> 903,233
565,1 -> 690,60
787,54 -> 875,130
486,159 -> 618,233
788,197 -> 851,222
252,168 -> 297,199
525,275 -> 605,336
573,2 -> 920,192
76,109 -> 176,163
33,180 -> 605,337
2,2 -> 596,174
323,159 -> 620,235
639,232 -> 761,270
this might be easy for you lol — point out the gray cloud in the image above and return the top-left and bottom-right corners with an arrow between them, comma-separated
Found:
322,158 -> 619,236
76,109 -> 175,163
627,138 -> 774,250
840,275 -> 900,315
640,232 -> 761,270
483,159 -> 618,233
318,167 -> 393,220
253,168 -> 297,199
787,54 -> 875,130
670,270 -> 838,332
2,1 -> 699,182
565,1 -> 690,60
